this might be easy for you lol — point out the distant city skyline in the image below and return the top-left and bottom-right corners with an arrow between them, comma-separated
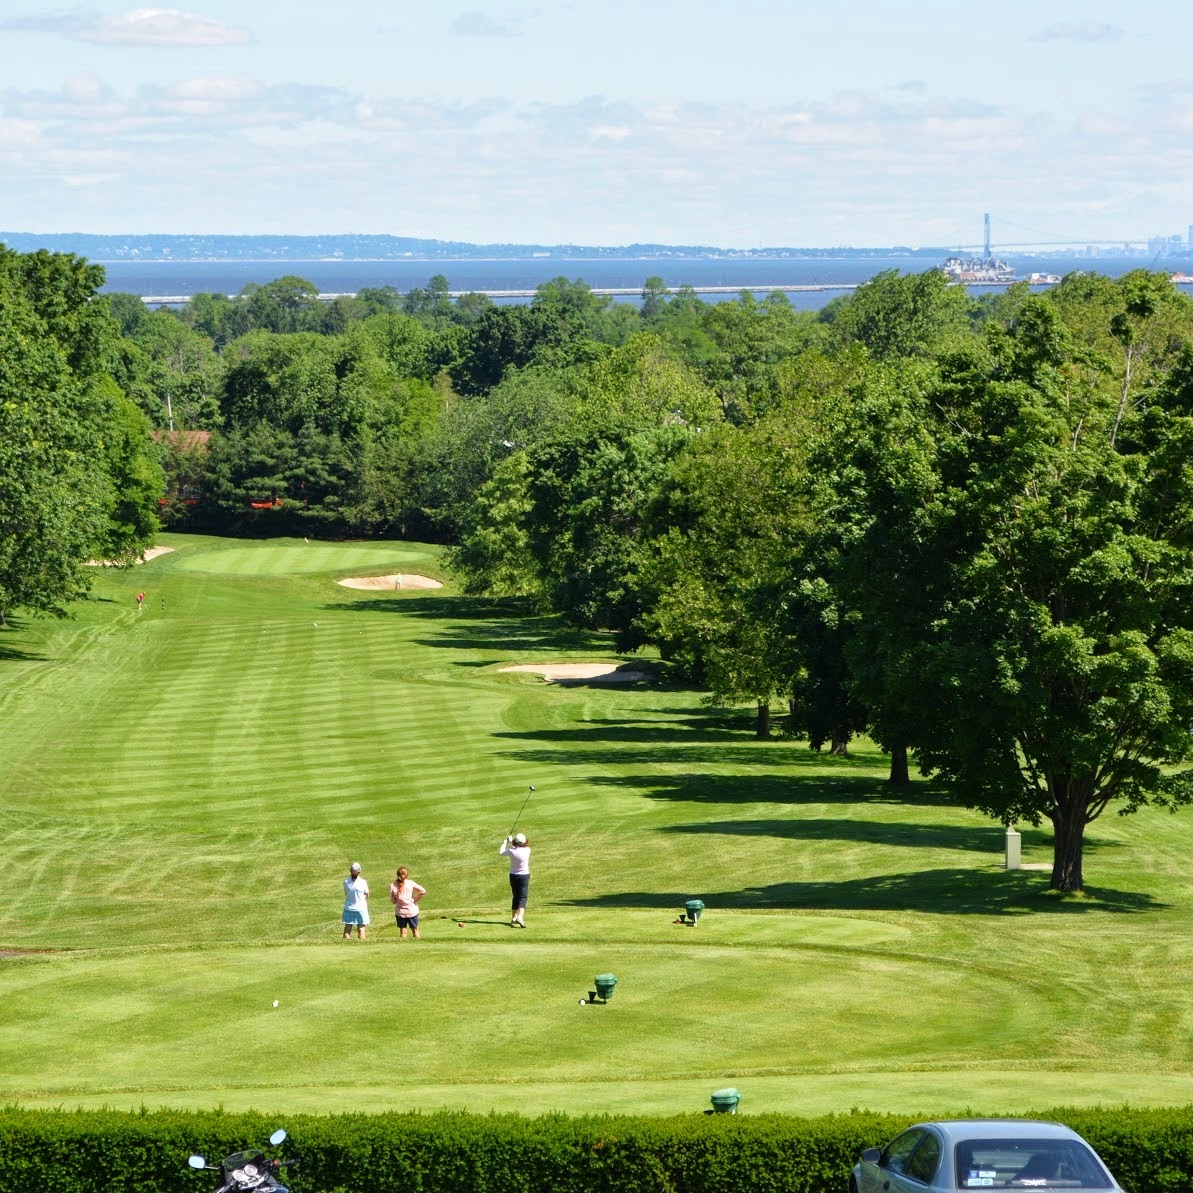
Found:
1,1 -> 1192,247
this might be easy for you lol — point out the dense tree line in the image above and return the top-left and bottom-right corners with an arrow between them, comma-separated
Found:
5,247 -> 1193,890
0,248 -> 160,621
443,269 -> 1193,893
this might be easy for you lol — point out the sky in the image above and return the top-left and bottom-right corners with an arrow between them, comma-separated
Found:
1,0 -> 1191,247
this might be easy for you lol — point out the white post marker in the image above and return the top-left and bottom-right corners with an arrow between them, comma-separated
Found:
1004,826 -> 1022,870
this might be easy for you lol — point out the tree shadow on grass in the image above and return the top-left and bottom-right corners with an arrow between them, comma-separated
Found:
560,869 -> 1161,916
0,628 -> 47,664
496,710 -> 901,758
342,595 -> 617,656
661,817 -> 1005,851
331,595 -> 535,622
657,817 -> 1121,856
495,760 -> 953,808
494,714 -> 903,776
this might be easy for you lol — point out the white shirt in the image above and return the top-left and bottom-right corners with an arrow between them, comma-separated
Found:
343,875 -> 370,912
499,840 -> 531,875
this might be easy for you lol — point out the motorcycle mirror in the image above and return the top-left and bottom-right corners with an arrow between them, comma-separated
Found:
188,1156 -> 207,1169
269,1130 -> 287,1147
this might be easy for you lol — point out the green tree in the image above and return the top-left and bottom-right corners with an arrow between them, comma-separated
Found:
446,452 -> 539,597
524,425 -> 695,641
823,299 -> 1193,891
0,248 -> 160,615
127,310 -> 222,429
403,274 -> 454,323
187,291 -> 250,347
240,275 -> 322,334
640,276 -> 671,322
105,292 -> 150,337
827,268 -> 975,361
641,422 -> 806,736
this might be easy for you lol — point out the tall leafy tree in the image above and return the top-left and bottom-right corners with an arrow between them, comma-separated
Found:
446,452 -> 539,598
826,268 -> 975,361
0,248 -> 160,615
641,420 -> 808,737
822,298 -> 1193,891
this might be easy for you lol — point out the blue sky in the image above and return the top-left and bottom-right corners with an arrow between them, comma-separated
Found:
1,1 -> 1190,247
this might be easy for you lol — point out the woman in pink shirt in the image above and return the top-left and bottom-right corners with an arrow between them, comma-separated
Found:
389,866 -> 426,939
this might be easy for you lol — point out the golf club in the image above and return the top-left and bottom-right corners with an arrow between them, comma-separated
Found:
508,785 -> 535,838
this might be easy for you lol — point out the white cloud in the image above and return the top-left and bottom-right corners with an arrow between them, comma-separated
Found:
62,72 -> 108,103
163,75 -> 262,102
588,123 -> 631,142
63,171 -> 121,187
0,11 -> 93,34
76,8 -> 249,46
450,9 -> 521,37
0,76 -> 1190,245
1029,22 -> 1122,43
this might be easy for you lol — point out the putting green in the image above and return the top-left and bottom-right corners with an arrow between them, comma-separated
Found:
3,533 -> 1193,1116
173,540 -> 435,576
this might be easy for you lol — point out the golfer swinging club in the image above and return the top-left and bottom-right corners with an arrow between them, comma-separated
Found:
499,832 -> 531,928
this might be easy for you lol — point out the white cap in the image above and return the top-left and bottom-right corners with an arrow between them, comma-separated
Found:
513,833 -> 527,846
350,862 -> 361,873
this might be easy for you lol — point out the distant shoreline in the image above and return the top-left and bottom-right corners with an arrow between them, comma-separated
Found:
80,254 -> 938,265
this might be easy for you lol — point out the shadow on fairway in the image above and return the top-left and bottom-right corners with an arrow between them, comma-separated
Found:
0,633 -> 46,663
661,817 -> 1006,851
658,816 -> 1121,854
330,593 -> 618,656
659,818 -> 1117,856
496,713 -> 900,762
497,715 -> 775,746
331,595 -> 533,622
560,869 -> 1162,916
497,764 -> 950,808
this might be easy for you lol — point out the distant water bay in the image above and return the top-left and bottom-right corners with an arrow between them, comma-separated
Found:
99,255 -> 1149,309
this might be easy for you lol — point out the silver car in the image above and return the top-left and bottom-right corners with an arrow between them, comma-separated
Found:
852,1120 -> 1125,1193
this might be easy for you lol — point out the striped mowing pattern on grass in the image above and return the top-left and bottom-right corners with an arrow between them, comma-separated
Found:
2,534 -> 1193,1116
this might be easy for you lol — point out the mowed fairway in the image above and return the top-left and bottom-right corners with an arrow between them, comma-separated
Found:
4,534 -> 1193,1117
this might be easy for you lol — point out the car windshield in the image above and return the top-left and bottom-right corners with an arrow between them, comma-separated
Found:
955,1139 -> 1113,1189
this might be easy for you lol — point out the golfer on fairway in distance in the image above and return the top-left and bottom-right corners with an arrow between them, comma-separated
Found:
500,833 -> 531,927
389,866 -> 425,939
342,862 -> 370,940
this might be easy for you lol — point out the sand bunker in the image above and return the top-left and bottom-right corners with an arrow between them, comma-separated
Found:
498,662 -> 648,683
87,545 -> 175,567
337,574 -> 443,591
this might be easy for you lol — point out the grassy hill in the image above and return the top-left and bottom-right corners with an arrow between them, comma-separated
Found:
2,534 -> 1193,1117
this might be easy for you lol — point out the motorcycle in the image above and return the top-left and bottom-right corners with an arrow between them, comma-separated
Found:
188,1129 -> 298,1193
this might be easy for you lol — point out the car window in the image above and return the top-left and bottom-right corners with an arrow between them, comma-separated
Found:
906,1133 -> 942,1184
884,1131 -> 927,1175
954,1139 -> 1114,1189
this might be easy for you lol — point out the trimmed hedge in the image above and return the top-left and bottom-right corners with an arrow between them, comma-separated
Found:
3,1105 -> 1193,1193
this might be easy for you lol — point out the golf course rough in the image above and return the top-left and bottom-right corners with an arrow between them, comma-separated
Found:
2,535 -> 1193,1117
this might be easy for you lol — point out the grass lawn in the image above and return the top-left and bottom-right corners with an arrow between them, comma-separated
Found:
3,533 -> 1193,1118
